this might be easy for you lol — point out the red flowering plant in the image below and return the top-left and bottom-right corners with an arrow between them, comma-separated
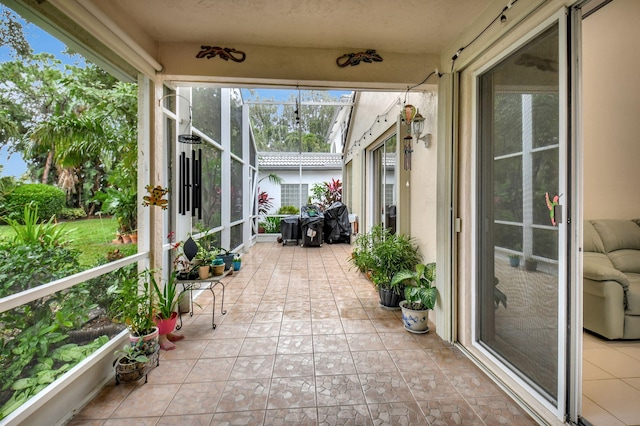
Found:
167,231 -> 192,275
257,189 -> 273,215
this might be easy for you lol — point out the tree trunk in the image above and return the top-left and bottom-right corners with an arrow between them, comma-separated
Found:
41,150 -> 54,184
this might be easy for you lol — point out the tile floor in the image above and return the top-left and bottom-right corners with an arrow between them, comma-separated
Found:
582,331 -> 640,425
68,242 -> 536,425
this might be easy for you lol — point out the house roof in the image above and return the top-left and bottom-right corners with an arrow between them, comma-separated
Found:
258,152 -> 343,169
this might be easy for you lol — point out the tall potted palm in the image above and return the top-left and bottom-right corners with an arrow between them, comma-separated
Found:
390,262 -> 437,333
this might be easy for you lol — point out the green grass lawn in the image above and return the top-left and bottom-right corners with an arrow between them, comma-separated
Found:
0,217 -> 138,268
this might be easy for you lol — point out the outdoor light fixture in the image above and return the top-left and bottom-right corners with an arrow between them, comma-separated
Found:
412,113 -> 425,138
411,112 -> 431,148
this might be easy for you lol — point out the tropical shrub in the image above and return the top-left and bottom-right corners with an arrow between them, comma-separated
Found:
258,190 -> 273,215
278,205 -> 299,215
259,216 -> 281,233
348,224 -> 422,293
59,207 -> 87,220
310,178 -> 342,211
3,184 -> 65,223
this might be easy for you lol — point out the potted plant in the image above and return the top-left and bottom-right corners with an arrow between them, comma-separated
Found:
212,257 -> 225,275
525,257 -> 538,271
216,247 -> 237,270
232,255 -> 242,271
102,186 -> 138,242
349,225 -> 422,308
390,262 -> 437,333
150,271 -> 184,350
195,245 -> 218,279
508,254 -> 520,267
108,268 -> 159,356
114,342 -> 149,384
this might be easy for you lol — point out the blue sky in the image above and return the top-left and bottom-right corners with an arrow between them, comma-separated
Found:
1,12 -> 71,178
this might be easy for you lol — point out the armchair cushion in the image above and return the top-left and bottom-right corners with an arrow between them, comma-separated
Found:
591,219 -> 640,253
583,257 -> 629,290
584,220 -> 606,254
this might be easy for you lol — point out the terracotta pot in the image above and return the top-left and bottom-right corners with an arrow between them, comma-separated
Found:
154,312 -> 178,335
129,232 -> 138,244
121,234 -> 132,244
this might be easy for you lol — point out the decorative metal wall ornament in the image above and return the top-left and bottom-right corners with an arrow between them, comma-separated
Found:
196,46 -> 246,62
336,49 -> 383,67
142,185 -> 170,209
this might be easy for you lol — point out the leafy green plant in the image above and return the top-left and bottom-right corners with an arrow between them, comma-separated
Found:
107,269 -> 155,337
390,262 -> 438,310
310,178 -> 342,210
150,271 -> 183,320
259,216 -> 281,233
3,184 -> 66,223
114,342 -> 149,364
277,205 -> 299,215
348,225 -> 421,293
0,336 -> 108,420
3,203 -> 73,248
101,187 -> 137,233
59,207 -> 87,220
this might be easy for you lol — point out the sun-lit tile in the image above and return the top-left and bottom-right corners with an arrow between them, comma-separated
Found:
581,396 -> 625,426
583,379 -> 640,425
583,348 -> 640,378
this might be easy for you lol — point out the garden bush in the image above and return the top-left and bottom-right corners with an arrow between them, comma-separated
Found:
278,205 -> 299,215
3,184 -> 66,223
59,207 -> 87,220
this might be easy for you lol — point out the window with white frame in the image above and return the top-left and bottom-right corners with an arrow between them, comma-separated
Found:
281,183 -> 308,209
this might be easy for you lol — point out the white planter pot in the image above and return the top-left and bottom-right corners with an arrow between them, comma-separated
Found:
399,301 -> 430,333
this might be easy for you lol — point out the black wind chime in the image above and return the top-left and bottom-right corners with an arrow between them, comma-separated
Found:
178,134 -> 203,219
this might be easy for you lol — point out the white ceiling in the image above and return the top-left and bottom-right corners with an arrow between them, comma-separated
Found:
12,0 -> 501,86
102,0 -> 492,55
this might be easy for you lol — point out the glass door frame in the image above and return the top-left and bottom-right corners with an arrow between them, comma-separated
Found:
367,133 -> 398,231
469,9 -> 573,420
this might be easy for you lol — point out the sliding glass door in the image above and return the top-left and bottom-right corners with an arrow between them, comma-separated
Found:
372,135 -> 397,233
475,18 -> 569,409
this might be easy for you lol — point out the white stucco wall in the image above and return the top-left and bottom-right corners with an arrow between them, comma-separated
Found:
258,168 -> 342,213
583,0 -> 640,220
344,90 -> 438,262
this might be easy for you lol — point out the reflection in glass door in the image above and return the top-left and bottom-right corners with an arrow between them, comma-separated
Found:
372,135 -> 396,233
477,23 -> 565,405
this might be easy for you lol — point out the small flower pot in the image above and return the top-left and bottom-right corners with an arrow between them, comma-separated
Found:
509,257 -> 520,267
399,301 -> 430,333
128,327 -> 159,356
154,312 -> 178,335
232,261 -> 241,271
199,265 -> 210,279
115,358 -> 147,383
212,264 -> 225,275
525,259 -> 538,271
